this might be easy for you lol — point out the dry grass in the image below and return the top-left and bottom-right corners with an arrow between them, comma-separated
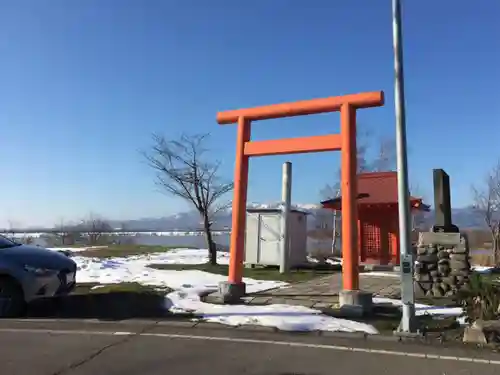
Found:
148,263 -> 339,283
74,244 -> 191,258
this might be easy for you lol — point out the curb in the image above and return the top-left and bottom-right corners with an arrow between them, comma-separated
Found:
4,317 -> 492,354
3,317 -> 421,343
150,318 -> 412,342
152,320 -> 475,349
3,318 -> 500,365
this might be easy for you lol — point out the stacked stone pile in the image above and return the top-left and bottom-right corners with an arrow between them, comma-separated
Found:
414,232 -> 471,298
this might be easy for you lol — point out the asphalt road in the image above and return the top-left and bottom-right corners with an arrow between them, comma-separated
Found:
0,320 -> 499,375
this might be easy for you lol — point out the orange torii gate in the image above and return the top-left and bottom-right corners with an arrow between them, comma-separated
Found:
217,91 -> 385,308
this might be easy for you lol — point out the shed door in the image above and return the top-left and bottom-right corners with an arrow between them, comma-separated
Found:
258,214 -> 281,265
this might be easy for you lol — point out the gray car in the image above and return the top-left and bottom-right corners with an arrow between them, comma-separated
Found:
0,235 -> 77,317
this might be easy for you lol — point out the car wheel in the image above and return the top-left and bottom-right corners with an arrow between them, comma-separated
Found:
0,278 -> 26,318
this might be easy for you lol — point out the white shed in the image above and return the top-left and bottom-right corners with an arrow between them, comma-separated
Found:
244,208 -> 308,268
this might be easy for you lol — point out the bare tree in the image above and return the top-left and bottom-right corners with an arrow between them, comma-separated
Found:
142,133 -> 233,265
52,218 -> 70,246
119,222 -> 128,232
6,219 -> 17,238
410,183 -> 430,231
319,184 -> 341,257
356,131 -> 371,173
79,213 -> 113,246
472,160 -> 500,265
370,138 -> 397,172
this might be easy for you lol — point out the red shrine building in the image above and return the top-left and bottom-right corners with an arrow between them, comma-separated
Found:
321,171 -> 430,265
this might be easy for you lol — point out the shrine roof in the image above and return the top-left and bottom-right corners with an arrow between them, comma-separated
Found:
320,171 -> 430,211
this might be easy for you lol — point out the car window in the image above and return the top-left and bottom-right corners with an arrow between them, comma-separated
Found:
0,235 -> 18,249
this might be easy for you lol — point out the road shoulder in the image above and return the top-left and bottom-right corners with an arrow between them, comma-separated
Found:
0,318 -> 498,364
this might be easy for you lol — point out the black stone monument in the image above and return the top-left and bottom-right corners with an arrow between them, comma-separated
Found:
431,169 -> 459,233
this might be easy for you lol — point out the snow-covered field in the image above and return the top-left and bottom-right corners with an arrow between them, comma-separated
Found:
48,247 -> 478,334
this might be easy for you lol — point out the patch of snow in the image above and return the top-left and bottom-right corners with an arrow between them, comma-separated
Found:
166,290 -> 378,334
471,265 -> 496,274
306,256 -> 342,266
72,248 -> 378,334
9,232 -> 45,238
374,297 -> 463,317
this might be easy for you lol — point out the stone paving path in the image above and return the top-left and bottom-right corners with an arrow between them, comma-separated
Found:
243,272 -> 401,309
206,271 -> 402,310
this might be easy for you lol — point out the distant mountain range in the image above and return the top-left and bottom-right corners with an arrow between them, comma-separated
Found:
106,204 -> 487,232
8,203 -> 485,233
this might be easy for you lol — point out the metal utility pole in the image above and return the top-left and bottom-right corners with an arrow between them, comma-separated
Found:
280,162 -> 292,274
392,0 -> 417,333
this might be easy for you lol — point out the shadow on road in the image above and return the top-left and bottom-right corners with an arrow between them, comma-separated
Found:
24,292 -> 188,321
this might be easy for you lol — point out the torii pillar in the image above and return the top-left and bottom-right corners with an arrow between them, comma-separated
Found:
216,91 -> 384,315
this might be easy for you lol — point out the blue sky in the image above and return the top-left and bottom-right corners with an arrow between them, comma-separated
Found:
0,0 -> 499,227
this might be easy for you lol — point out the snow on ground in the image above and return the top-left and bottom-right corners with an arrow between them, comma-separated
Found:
306,256 -> 342,266
72,248 -> 378,334
138,248 -> 231,265
373,297 -> 463,317
58,247 -> 475,331
167,290 -> 377,333
472,265 -> 496,274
